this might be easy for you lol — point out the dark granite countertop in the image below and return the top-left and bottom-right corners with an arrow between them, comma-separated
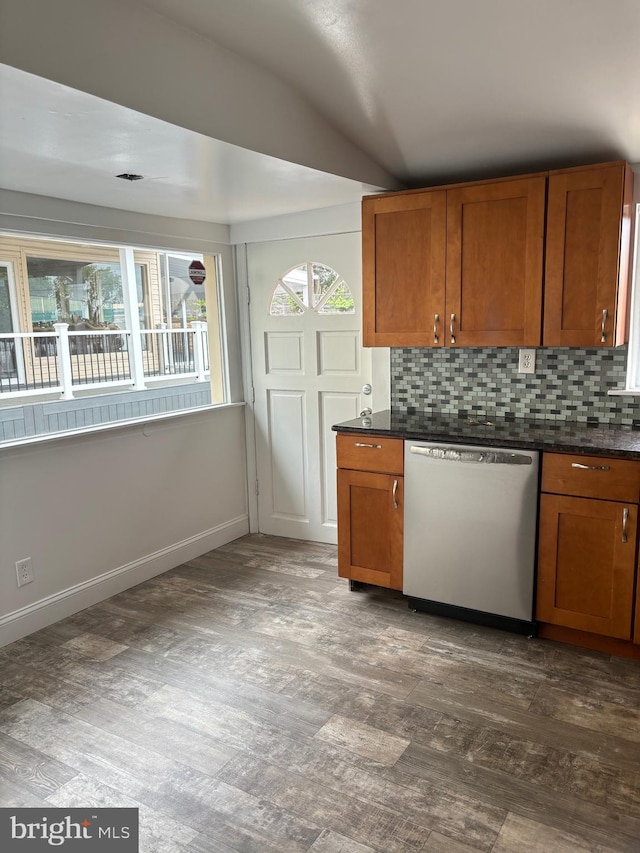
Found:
332,409 -> 640,459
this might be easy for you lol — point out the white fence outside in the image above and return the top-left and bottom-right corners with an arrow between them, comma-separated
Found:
0,322 -> 209,401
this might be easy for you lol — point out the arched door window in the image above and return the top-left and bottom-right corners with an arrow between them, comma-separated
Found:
269,262 -> 355,316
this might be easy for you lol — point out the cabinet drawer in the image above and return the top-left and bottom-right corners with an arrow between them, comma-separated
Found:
542,453 -> 640,502
336,434 -> 403,475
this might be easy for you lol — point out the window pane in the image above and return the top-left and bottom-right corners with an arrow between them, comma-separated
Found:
163,254 -> 207,327
270,283 -> 304,315
282,265 -> 309,307
27,256 -> 124,329
311,263 -> 339,307
318,279 -> 356,314
136,264 -> 152,328
269,262 -> 354,316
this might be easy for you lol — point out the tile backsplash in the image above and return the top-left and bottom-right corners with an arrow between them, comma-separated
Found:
391,347 -> 640,425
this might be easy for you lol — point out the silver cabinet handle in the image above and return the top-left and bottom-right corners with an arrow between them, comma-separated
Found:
571,463 -> 611,471
355,442 -> 381,449
392,479 -> 399,509
450,313 -> 456,344
433,313 -> 439,344
601,308 -> 608,343
622,507 -> 629,543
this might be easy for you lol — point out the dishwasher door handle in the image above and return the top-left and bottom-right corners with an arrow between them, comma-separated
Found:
409,445 -> 483,463
409,445 -> 532,465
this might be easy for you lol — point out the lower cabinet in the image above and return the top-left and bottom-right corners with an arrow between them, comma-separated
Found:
334,440 -> 640,653
337,470 -> 403,590
536,493 -> 637,639
536,452 -> 640,647
336,434 -> 404,590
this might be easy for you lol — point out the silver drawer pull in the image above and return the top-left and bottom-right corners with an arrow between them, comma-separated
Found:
355,442 -> 381,449
601,308 -> 608,343
392,479 -> 399,509
571,463 -> 611,471
622,507 -> 629,543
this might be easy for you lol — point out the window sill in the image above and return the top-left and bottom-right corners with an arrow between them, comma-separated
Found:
0,401 -> 245,452
607,389 -> 640,397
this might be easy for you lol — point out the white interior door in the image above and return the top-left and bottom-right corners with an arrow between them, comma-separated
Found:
248,233 -> 388,544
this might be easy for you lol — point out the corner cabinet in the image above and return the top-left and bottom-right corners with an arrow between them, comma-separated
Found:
336,434 -> 404,590
536,453 -> 640,641
544,162 -> 634,347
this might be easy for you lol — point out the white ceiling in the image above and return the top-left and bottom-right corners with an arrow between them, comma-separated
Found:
1,0 -> 639,225
0,64 -> 381,225
140,0 -> 640,183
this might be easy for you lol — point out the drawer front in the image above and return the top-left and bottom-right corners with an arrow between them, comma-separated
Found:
336,434 -> 404,475
542,453 -> 640,502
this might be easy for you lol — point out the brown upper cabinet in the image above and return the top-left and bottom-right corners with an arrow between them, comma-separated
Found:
362,191 -> 446,347
446,177 -> 545,347
362,161 -> 634,349
544,161 -> 634,347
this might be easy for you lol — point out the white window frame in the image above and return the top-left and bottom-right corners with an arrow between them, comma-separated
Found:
621,198 -> 640,393
0,232 -> 232,447
0,259 -> 21,332
0,259 -> 26,385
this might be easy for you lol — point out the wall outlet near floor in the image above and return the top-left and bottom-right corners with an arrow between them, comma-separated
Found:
15,557 -> 34,587
518,348 -> 536,374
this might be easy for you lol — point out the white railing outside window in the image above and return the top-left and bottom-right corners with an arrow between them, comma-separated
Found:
0,324 -> 209,401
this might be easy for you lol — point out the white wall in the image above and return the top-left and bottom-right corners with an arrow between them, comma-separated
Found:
0,195 -> 250,646
0,189 -> 230,251
0,406 -> 248,646
0,0 -> 393,189
229,202 -> 363,245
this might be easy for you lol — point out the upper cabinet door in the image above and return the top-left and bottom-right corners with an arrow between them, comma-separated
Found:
544,162 -> 633,347
362,192 -> 446,348
446,177 -> 545,347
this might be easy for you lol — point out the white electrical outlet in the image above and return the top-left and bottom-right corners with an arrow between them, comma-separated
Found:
15,557 -> 34,587
518,348 -> 536,374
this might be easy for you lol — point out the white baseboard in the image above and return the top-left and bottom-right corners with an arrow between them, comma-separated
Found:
0,515 -> 249,648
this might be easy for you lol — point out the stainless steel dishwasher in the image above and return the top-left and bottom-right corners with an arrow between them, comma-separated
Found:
403,441 -> 539,634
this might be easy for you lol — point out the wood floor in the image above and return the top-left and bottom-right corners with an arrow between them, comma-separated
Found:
1,535 -> 639,852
